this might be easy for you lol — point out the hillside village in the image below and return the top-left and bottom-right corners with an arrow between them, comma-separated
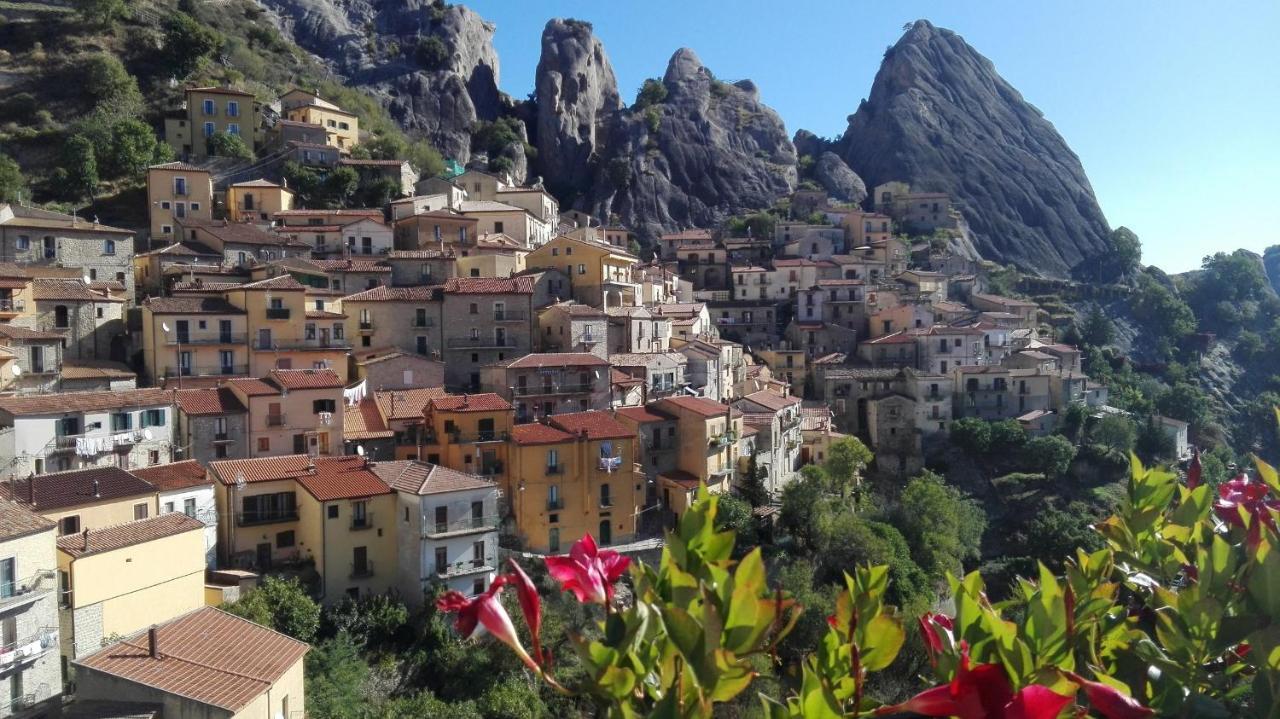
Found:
0,82 -> 1201,717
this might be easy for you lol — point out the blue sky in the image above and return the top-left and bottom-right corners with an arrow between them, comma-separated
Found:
465,1 -> 1280,274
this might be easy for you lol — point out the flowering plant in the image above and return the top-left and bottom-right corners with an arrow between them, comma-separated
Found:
441,440 -> 1280,717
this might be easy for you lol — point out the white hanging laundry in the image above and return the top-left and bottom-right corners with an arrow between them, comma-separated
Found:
75,437 -> 87,456
344,379 -> 367,407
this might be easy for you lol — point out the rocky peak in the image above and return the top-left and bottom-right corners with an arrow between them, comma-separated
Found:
534,18 -> 621,199
839,19 -> 1111,277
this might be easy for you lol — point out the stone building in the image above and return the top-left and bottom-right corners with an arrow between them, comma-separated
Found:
0,205 -> 136,302
440,277 -> 535,391
0,500 -> 61,718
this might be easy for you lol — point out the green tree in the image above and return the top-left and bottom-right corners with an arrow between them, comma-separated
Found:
1021,501 -> 1105,572
325,166 -> 360,207
949,417 -> 991,454
813,512 -> 932,614
1109,226 -> 1142,273
164,12 -> 224,77
988,419 -> 1027,450
780,465 -> 830,550
83,54 -> 141,106
1090,414 -> 1137,454
0,155 -> 26,204
207,132 -> 253,160
62,135 -> 99,201
1155,381 -> 1212,432
634,78 -> 668,109
321,593 -> 408,650
304,633 -> 368,719
1131,272 -> 1196,345
1079,306 -> 1115,348
104,119 -> 161,179
224,576 -> 320,642
714,493 -> 759,552
72,0 -> 126,25
890,471 -> 985,584
415,36 -> 450,70
737,454 -> 769,507
1057,402 -> 1088,443
1135,415 -> 1176,462
823,436 -> 873,498
1020,435 -> 1076,478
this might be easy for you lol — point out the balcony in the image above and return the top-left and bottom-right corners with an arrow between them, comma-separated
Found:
0,628 -> 58,674
236,510 -> 299,526
266,414 -> 286,427
349,560 -> 375,579
423,514 -> 499,539
411,317 -> 434,328
350,513 -> 374,531
164,364 -> 248,378
598,455 -> 623,472
492,309 -> 527,322
513,383 -> 593,397
166,333 -> 247,345
709,431 -> 738,448
546,497 -> 565,510
446,336 -> 522,349
0,298 -> 25,314
433,557 -> 495,579
358,320 -> 375,332
545,465 -> 564,476
449,430 -> 509,444
0,570 -> 56,612
480,461 -> 504,476
265,308 -> 291,320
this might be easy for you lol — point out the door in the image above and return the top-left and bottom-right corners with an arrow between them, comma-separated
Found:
175,320 -> 190,343
353,546 -> 369,576
219,319 -> 233,343
243,193 -> 254,211
256,542 -> 272,569
30,345 -> 43,374
258,328 -> 272,350
599,519 -> 612,546
477,418 -> 495,441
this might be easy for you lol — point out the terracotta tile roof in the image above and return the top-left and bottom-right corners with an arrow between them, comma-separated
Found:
58,513 -> 204,558
543,302 -> 605,317
306,310 -> 347,319
442,276 -> 533,294
131,460 -> 212,492
171,281 -> 246,293
0,324 -> 63,340
614,405 -> 676,424
376,388 -> 448,421
339,158 -> 406,167
0,388 -> 172,416
739,390 -> 801,412
229,178 -> 284,188
657,395 -> 731,418
659,469 -> 701,488
548,411 -> 634,440
510,422 -> 575,445
507,353 -> 609,369
344,398 -> 392,440
60,359 -> 137,381
0,466 -> 156,512
74,607 -> 309,713
268,368 -> 343,390
276,209 -> 382,220
371,460 -> 495,495
385,250 -> 457,260
137,242 -> 221,258
610,368 -> 643,385
184,219 -> 307,248
0,498 -> 55,540
143,296 -> 244,314
149,161 -> 211,173
864,330 -> 918,345
343,286 -> 438,302
32,279 -> 120,302
295,456 -> 392,501
430,393 -> 512,413
239,275 -> 307,291
223,378 -> 279,398
310,259 -> 391,273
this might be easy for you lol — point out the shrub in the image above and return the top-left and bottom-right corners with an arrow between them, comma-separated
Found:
104,119 -> 161,179
83,53 -> 140,106
643,105 -> 661,135
415,36 -> 449,70
0,154 -> 26,204
163,12 -> 223,77
633,78 -> 667,109
207,132 -> 253,160
949,416 -> 991,454
62,135 -> 99,201
1019,434 -> 1076,477
72,0 -> 126,25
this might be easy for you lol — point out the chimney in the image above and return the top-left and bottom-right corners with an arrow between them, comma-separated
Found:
148,626 -> 161,659
27,474 -> 34,505
92,479 -> 100,498
82,528 -> 89,550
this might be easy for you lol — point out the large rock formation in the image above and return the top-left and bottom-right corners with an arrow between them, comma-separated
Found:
1264,246 -> 1280,296
813,152 -> 867,204
588,49 -> 797,238
257,0 -> 501,162
534,19 -> 621,199
839,20 -> 1111,277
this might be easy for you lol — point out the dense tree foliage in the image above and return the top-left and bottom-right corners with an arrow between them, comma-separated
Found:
0,155 -> 26,204
634,78 -> 668,109
207,131 -> 254,160
224,575 -> 320,643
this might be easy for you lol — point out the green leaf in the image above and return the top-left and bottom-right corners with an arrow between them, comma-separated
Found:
1255,455 -> 1280,496
859,613 -> 906,671
1248,541 -> 1280,618
799,662 -> 844,719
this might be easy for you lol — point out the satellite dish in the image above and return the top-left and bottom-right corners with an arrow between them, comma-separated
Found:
356,445 -> 365,457
143,428 -> 154,440
11,365 -> 22,378
161,322 -> 171,333
83,274 -> 92,284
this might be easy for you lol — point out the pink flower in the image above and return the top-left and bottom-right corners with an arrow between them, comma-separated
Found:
436,578 -> 538,672
1213,474 -> 1280,530
544,533 -> 631,605
877,646 -> 1072,719
1064,671 -> 1154,719
919,612 -> 954,666
505,558 -> 545,665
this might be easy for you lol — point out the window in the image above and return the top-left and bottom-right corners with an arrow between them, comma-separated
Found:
184,498 -> 196,517
578,263 -> 587,275
276,530 -> 295,548
191,202 -> 201,211
202,99 -> 215,115
15,236 -> 29,251
435,546 -> 448,573
203,122 -> 215,137
141,409 -> 166,427
600,483 -> 612,507
494,221 -> 504,233
258,437 -> 270,452
548,528 -> 560,553
133,503 -> 149,520
104,239 -> 116,255
54,305 -> 69,328
163,501 -> 175,514
227,101 -> 239,117
546,449 -> 559,471
111,412 -> 132,431
313,399 -> 337,413
469,303 -> 478,315
59,515 -> 80,536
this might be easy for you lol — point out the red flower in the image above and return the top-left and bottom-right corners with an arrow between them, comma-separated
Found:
1186,450 -> 1202,489
505,558 -> 545,665
1213,474 -> 1280,529
1064,671 -> 1154,719
436,578 -> 538,672
544,533 -> 631,605
919,612 -> 954,667
877,647 -> 1072,719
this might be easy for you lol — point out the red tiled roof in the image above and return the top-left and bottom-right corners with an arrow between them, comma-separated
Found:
442,276 -> 533,294
32,279 -> 120,302
375,388 -> 448,421
0,499 -> 55,541
0,466 -> 155,512
657,395 -> 731,418
739,390 -> 801,412
295,456 -> 392,501
143,296 -> 245,315
0,389 -> 172,416
864,330 -> 918,345
343,286 -> 437,302
610,368 -> 642,385
268,368 -> 344,390
0,324 -> 67,340
57,513 -> 204,558
60,360 -> 136,381
344,398 -> 392,440
183,219 -> 306,248
430,393 -> 512,413
507,353 -> 609,369
224,378 -> 279,397
74,607 -> 309,713
614,405 -> 675,424
371,461 -> 494,495
131,460 -> 212,492
310,259 -> 391,273
659,469 -> 701,489
510,422 -> 575,445
547,411 -> 634,440
239,275 -> 307,291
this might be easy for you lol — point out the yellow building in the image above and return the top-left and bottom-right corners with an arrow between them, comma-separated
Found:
224,369 -> 344,458
147,162 -> 213,241
210,455 -> 397,603
756,347 -> 808,396
282,90 -> 359,151
418,394 -> 513,479
165,86 -> 259,159
651,396 -> 742,517
226,178 -> 295,224
1,466 -> 159,537
507,411 -> 642,553
74,606 -> 308,719
525,234 -> 639,307
57,513 -> 207,659
141,295 -> 249,383
229,275 -> 350,376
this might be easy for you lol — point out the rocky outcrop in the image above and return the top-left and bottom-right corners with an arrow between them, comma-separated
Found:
534,19 -> 621,199
838,20 -> 1111,277
813,152 -> 866,204
588,49 -> 797,239
257,0 -> 501,162
1264,246 -> 1280,296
